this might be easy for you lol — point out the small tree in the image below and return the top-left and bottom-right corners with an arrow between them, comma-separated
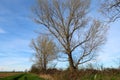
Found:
100,0 -> 120,22
30,64 -> 40,73
33,0 -> 108,71
30,35 -> 58,71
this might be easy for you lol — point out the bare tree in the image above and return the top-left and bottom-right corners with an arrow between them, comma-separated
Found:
30,35 -> 58,70
33,0 -> 108,71
100,0 -> 120,22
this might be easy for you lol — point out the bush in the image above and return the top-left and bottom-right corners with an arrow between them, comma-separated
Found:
30,65 -> 40,74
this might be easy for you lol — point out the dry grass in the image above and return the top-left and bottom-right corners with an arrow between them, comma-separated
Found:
39,74 -> 54,80
51,69 -> 120,80
31,68 -> 120,80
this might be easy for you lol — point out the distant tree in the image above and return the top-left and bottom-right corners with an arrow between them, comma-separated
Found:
25,69 -> 28,73
30,64 -> 40,73
86,63 -> 94,70
33,0 -> 108,71
100,0 -> 120,22
30,35 -> 58,71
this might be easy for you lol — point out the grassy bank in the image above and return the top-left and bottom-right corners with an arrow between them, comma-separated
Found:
51,69 -> 120,80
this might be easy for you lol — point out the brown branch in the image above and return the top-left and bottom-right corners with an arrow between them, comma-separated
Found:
71,38 -> 89,52
109,1 -> 120,9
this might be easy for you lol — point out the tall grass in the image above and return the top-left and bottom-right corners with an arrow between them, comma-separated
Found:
51,68 -> 120,80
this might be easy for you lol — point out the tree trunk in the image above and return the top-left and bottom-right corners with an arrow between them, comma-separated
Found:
43,54 -> 47,70
68,53 -> 76,71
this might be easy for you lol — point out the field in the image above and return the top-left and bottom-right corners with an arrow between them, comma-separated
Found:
0,73 -> 45,80
1,69 -> 120,80
0,72 -> 22,78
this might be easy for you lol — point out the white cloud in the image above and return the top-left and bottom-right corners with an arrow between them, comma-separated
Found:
0,28 -> 6,34
0,38 -> 33,71
96,21 -> 120,67
0,38 -> 31,51
0,57 -> 32,71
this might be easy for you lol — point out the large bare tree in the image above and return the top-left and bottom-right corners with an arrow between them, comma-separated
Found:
100,0 -> 120,22
30,35 -> 58,70
33,0 -> 108,71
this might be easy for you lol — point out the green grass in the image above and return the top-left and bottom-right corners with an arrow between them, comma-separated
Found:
0,73 -> 45,80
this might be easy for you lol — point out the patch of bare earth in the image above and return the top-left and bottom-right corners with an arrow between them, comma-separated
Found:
0,73 -> 22,78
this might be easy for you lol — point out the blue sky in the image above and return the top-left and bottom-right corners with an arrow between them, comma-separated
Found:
0,0 -> 40,71
0,0 -> 120,71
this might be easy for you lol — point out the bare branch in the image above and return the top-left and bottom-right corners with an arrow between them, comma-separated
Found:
100,0 -> 120,22
30,35 -> 58,70
33,0 -> 108,71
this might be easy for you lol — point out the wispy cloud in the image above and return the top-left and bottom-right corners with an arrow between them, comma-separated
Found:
0,38 -> 33,71
0,55 -> 32,71
0,28 -> 6,34
96,24 -> 120,67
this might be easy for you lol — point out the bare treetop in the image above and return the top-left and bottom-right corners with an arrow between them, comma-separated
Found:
33,0 -> 108,71
100,0 -> 120,22
30,35 -> 58,70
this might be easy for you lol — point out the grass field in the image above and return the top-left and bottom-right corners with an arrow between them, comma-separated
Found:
0,73 -> 45,80
0,72 -> 23,78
